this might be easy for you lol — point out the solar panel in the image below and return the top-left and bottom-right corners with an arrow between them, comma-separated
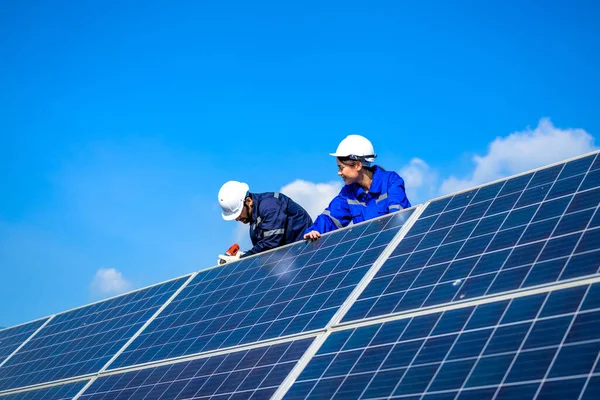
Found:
80,337 -> 314,400
0,319 -> 48,366
343,152 -> 600,323
0,276 -> 190,392
285,280 -> 600,399
1,151 -> 599,400
109,210 -> 415,369
0,380 -> 87,400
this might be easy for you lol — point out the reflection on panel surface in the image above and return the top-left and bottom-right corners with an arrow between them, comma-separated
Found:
111,210 -> 414,369
288,282 -> 600,399
345,153 -> 600,323
0,277 -> 188,391
0,380 -> 86,400
81,338 -> 313,400
0,319 -> 48,365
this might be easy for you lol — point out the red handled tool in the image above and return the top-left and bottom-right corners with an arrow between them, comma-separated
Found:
225,243 -> 240,257
219,243 -> 240,265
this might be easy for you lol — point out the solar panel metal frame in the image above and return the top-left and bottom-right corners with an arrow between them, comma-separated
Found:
0,379 -> 90,400
0,206 -> 422,399
274,150 -> 600,399
0,273 -> 197,396
278,275 -> 600,399
326,205 -> 428,328
0,317 -> 52,369
96,273 -> 198,374
72,331 -> 324,400
0,209 -> 420,399
339,150 -> 600,327
265,207 -> 427,400
2,150 -> 598,399
106,207 -> 421,371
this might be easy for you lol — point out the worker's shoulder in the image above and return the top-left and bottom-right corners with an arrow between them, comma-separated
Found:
255,192 -> 287,206
254,191 -> 278,198
375,167 -> 403,183
337,183 -> 356,199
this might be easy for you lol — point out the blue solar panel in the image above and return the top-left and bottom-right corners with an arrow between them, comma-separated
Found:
109,210 -> 414,369
0,276 -> 189,392
80,337 -> 314,400
343,153 -> 600,323
4,153 -> 600,399
285,281 -> 600,399
0,319 -> 47,365
0,380 -> 86,400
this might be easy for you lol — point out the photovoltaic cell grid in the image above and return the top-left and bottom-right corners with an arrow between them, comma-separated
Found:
0,319 -> 47,365
286,281 -> 600,399
0,380 -> 86,400
343,152 -> 600,323
80,338 -> 314,400
110,210 -> 414,369
0,277 -> 189,392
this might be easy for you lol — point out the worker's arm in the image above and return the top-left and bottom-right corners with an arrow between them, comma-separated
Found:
241,198 -> 287,256
304,194 -> 352,239
386,173 -> 411,212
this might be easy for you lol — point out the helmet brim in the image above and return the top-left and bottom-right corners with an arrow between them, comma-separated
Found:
330,152 -> 376,163
221,208 -> 242,221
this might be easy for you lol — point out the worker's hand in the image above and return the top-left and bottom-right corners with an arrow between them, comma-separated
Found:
304,230 -> 321,241
217,253 -> 240,265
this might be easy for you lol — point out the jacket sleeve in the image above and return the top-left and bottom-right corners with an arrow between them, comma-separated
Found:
304,194 -> 353,235
241,198 -> 286,256
386,173 -> 411,211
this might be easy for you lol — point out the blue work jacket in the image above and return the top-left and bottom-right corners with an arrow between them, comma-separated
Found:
242,192 -> 313,257
305,166 -> 411,234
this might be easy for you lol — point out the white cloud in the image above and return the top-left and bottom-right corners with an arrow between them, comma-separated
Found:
280,179 -> 342,219
440,118 -> 597,195
90,268 -> 132,296
399,158 -> 439,206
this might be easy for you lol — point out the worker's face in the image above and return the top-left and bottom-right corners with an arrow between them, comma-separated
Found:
236,198 -> 253,224
337,159 -> 360,184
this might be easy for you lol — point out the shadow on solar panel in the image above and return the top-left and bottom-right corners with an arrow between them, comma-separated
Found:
1,151 -> 599,400
286,281 -> 600,399
108,209 -> 415,369
0,208 -> 415,398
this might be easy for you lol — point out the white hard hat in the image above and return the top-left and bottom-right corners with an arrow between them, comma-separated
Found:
330,134 -> 377,165
218,181 -> 250,221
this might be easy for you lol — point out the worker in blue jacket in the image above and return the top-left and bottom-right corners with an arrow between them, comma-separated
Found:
218,181 -> 313,263
304,134 -> 411,240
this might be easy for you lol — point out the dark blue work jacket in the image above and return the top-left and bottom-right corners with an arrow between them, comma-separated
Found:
242,192 -> 313,257
305,166 -> 411,234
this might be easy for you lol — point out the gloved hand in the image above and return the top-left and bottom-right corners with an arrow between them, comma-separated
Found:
217,252 -> 242,265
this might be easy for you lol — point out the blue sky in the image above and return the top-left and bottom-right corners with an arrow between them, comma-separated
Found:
1,0 -> 599,327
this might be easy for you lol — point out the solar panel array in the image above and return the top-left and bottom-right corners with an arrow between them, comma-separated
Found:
109,209 -> 413,370
0,381 -> 87,400
0,319 -> 48,366
343,152 -> 600,323
0,151 -> 598,400
0,276 -> 190,392
286,282 -> 600,399
80,338 -> 314,400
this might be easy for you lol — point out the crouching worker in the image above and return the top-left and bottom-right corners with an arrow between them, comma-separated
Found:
218,180 -> 313,264
304,134 -> 411,240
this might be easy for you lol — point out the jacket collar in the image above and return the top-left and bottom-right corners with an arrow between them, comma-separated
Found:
353,166 -> 383,198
